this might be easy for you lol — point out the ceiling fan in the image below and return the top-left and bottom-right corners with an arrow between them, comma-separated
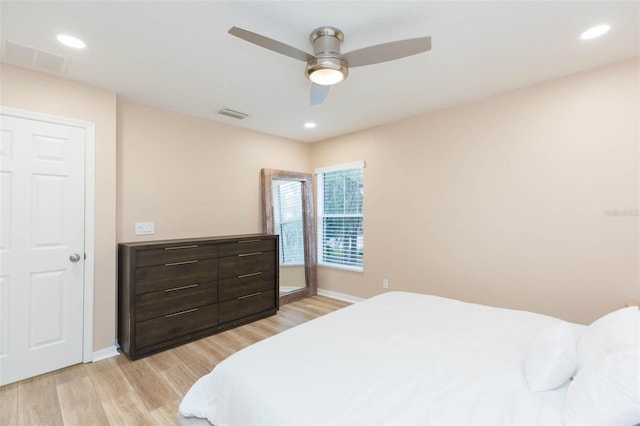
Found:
228,26 -> 432,105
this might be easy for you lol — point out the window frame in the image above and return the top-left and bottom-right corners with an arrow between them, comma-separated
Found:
315,161 -> 365,272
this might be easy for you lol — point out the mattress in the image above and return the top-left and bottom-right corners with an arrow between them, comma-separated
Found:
179,291 -> 586,425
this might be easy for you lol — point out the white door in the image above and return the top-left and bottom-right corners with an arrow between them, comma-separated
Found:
0,114 -> 86,386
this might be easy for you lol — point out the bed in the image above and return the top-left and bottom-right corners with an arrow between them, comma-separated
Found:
178,291 -> 640,425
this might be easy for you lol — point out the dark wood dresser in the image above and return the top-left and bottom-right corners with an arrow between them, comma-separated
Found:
118,234 -> 278,360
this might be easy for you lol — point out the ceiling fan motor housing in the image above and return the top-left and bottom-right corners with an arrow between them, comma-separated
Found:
310,26 -> 343,54
305,26 -> 348,84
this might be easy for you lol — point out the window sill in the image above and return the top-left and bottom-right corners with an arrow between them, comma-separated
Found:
318,263 -> 364,273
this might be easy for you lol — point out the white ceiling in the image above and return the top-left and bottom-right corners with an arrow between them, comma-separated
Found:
1,1 -> 638,143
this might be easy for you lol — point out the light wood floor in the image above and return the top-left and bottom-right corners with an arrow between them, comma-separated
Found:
0,295 -> 350,426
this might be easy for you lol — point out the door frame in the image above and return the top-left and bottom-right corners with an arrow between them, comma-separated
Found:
1,105 -> 96,363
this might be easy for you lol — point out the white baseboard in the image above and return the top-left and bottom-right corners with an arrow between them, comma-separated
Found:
317,288 -> 365,304
92,346 -> 120,362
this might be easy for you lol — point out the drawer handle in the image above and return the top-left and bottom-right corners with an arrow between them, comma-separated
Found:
164,245 -> 199,250
238,292 -> 262,300
165,307 -> 198,318
237,272 -> 262,279
164,284 -> 198,293
238,252 -> 261,257
164,260 -> 199,267
238,239 -> 261,244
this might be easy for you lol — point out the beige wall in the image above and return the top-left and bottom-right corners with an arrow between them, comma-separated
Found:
1,63 -> 117,351
1,64 -> 311,353
116,101 -> 311,242
3,56 -> 637,351
312,58 -> 640,324
280,266 -> 306,290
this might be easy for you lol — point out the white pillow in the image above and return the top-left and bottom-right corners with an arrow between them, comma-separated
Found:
524,321 -> 577,392
577,307 -> 640,371
563,349 -> 640,425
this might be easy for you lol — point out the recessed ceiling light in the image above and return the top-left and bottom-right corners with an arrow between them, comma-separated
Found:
57,34 -> 86,49
580,24 -> 610,40
304,122 -> 316,129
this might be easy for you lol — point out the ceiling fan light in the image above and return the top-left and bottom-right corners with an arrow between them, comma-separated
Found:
306,58 -> 348,86
309,68 -> 345,85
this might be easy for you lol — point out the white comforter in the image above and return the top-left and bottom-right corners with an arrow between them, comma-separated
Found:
180,292 -> 584,425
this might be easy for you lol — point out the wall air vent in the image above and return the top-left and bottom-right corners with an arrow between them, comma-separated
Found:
1,39 -> 70,74
218,108 -> 249,120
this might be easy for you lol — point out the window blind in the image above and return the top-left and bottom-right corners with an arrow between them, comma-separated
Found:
316,162 -> 364,270
272,181 -> 304,265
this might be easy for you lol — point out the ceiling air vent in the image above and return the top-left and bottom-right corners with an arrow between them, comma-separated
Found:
1,39 -> 70,74
218,108 -> 248,120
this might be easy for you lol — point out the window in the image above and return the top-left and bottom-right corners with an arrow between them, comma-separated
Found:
272,181 -> 304,265
316,162 -> 364,271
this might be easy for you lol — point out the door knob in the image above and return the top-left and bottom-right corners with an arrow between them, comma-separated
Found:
69,253 -> 81,262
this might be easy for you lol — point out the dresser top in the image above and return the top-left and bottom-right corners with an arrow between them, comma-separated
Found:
119,233 -> 276,249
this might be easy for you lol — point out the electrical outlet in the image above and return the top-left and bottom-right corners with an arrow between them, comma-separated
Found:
135,222 -> 155,235
383,279 -> 389,289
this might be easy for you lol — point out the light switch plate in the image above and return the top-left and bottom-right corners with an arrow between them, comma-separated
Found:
135,222 -> 155,235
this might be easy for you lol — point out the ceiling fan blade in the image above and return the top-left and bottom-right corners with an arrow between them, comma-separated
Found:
310,84 -> 330,105
344,36 -> 431,68
228,26 -> 314,62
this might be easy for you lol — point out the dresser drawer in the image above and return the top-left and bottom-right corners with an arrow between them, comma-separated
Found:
218,251 -> 275,279
135,258 -> 217,294
136,244 -> 218,267
217,239 -> 275,257
135,303 -> 218,349
135,281 -> 217,322
218,270 -> 275,302
218,289 -> 276,324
